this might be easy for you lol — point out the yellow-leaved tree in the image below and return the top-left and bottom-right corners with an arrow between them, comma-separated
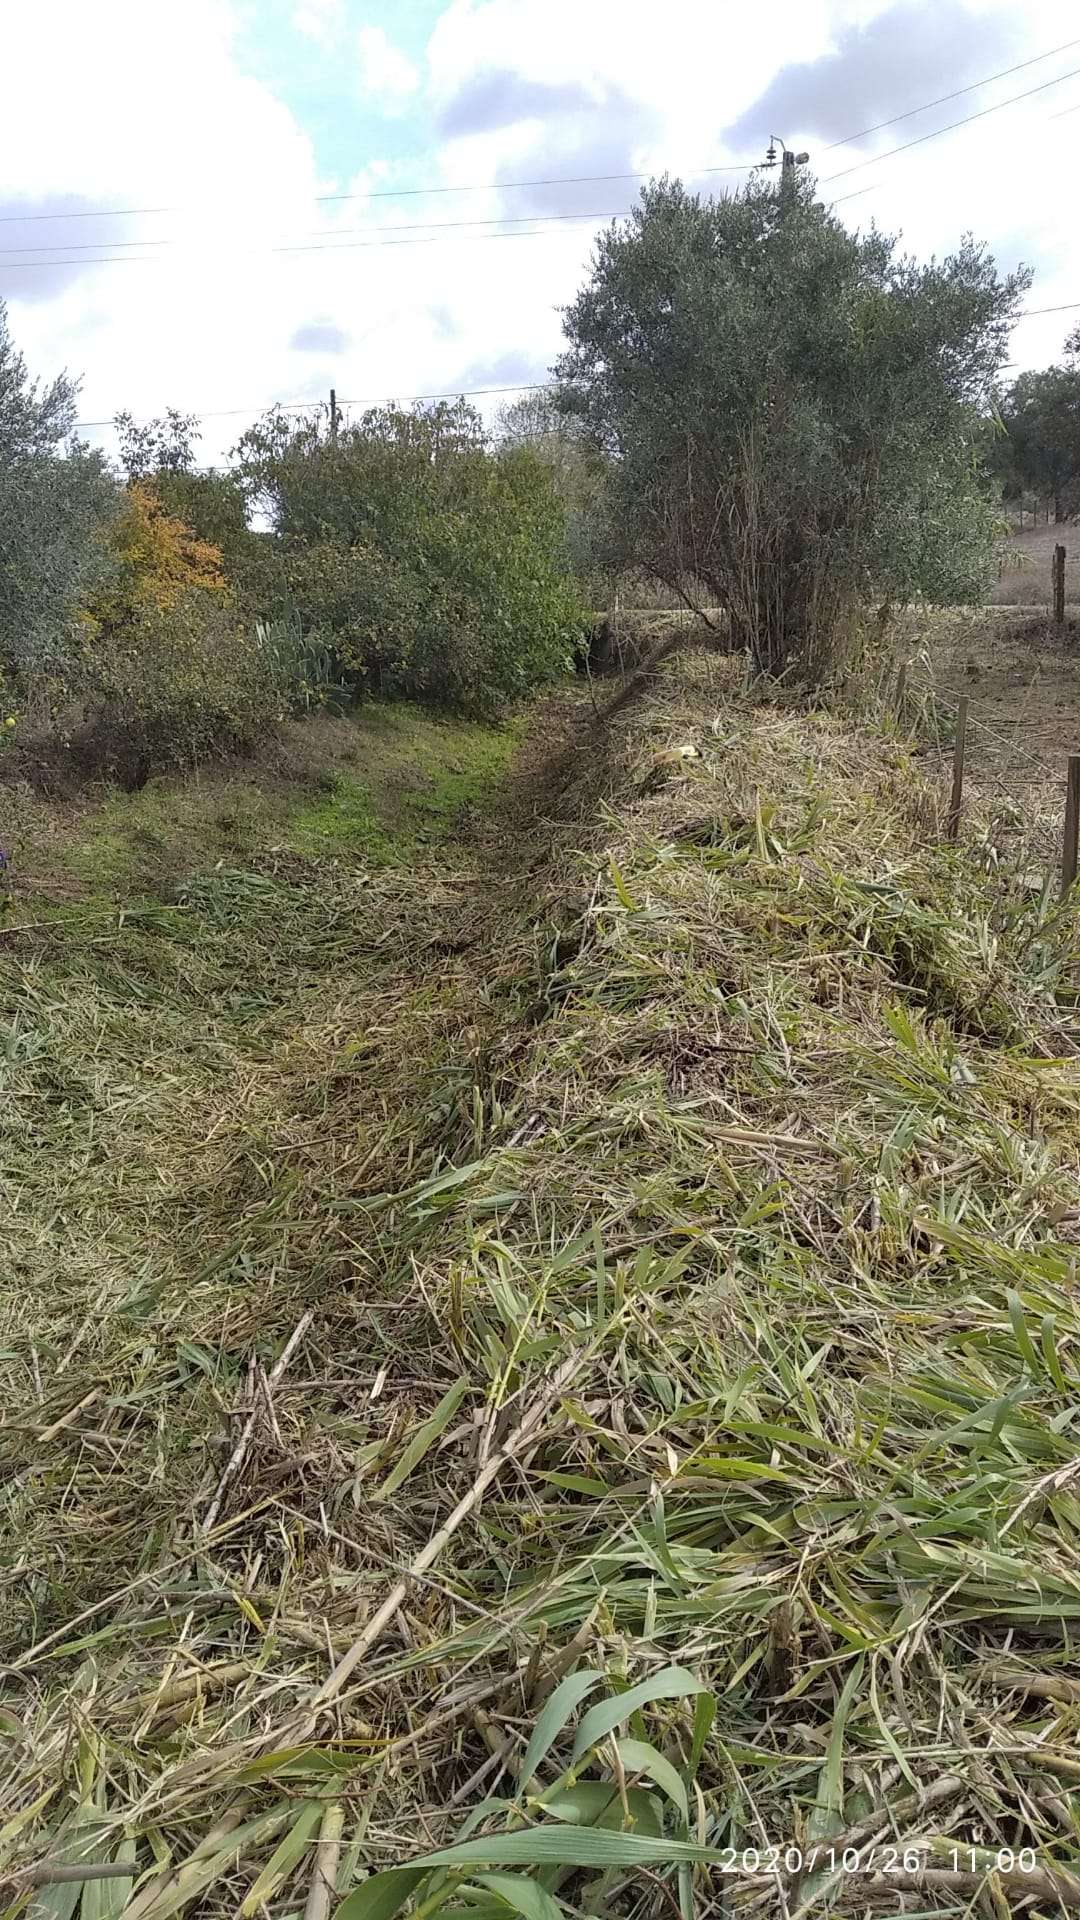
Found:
78,483 -> 274,784
85,481 -> 228,633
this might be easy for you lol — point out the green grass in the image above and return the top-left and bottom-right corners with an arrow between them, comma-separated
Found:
9,700 -> 522,902
6,656 -> 1080,1919
290,772 -> 404,862
59,781 -> 282,896
289,705 -> 523,862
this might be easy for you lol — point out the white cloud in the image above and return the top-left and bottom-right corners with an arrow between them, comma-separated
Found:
0,0 -> 1071,483
357,26 -> 420,104
291,0 -> 345,47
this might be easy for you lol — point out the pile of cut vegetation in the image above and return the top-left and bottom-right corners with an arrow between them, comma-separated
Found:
5,652 -> 1080,1918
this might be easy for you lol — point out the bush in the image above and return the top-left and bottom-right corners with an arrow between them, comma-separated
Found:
74,591 -> 282,786
86,482 -> 228,630
68,485 -> 298,783
236,402 -> 584,710
254,611 -> 347,712
388,450 -> 584,706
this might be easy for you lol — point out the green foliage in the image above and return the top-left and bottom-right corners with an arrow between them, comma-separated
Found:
63,486 -> 319,784
236,400 -> 583,709
75,592 -> 282,787
0,300 -> 120,678
114,407 -> 201,480
255,612 -> 344,711
557,176 -> 1029,674
495,390 -> 613,595
995,361 -> 1080,520
156,469 -> 257,573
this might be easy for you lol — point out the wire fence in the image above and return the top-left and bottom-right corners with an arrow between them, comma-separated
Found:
885,534 -> 1080,896
895,664 -> 1079,891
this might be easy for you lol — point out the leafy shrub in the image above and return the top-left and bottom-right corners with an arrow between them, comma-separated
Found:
236,402 -> 584,710
75,591 -> 281,786
72,486 -> 290,784
388,449 -> 584,706
254,611 -> 346,711
280,539 -> 413,690
84,482 -> 228,633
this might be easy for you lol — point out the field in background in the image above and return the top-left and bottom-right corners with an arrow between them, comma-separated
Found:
990,520 -> 1080,606
910,608 -> 1080,876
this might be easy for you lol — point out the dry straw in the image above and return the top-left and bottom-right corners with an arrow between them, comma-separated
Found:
5,649 -> 1080,1919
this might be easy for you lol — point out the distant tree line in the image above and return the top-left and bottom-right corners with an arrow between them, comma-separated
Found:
991,326 -> 1080,524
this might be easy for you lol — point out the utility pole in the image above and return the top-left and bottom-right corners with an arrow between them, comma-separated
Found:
765,135 -> 810,217
329,387 -> 338,444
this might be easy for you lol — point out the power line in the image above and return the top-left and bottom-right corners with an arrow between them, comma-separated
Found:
822,60 -> 1080,183
2,210 -> 625,274
73,295 -> 1080,432
1,209 -> 597,258
5,33 -> 1079,238
13,38 -> 1080,277
1017,302 -> 1080,319
0,206 -> 629,267
75,381 -> 558,431
0,167 -> 753,234
819,35 -> 1080,152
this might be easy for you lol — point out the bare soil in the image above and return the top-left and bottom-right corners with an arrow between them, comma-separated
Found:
920,608 -> 1080,869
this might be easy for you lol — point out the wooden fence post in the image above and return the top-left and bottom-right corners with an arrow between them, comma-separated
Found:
1062,754 -> 1080,897
947,697 -> 968,841
1053,544 -> 1066,625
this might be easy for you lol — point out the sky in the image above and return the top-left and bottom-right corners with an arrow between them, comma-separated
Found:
2,0 -> 1078,469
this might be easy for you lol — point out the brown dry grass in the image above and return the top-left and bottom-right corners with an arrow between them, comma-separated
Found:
902,608 -> 1080,875
7,635 -> 1080,1918
990,522 -> 1080,607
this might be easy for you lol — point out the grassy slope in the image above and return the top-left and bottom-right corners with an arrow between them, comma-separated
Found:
4,658 -> 1080,1914
5,701 -> 523,901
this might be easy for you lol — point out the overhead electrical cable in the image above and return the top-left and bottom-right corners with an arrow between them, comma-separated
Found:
822,60 -> 1080,182
2,33 -> 1078,236
1,210 -> 628,272
72,295 -> 1080,432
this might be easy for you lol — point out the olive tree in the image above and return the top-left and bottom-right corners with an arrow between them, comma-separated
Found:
556,176 -> 1029,675
0,301 -> 119,676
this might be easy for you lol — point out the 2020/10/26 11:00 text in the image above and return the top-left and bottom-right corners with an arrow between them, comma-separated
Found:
714,1846 -> 1040,1876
